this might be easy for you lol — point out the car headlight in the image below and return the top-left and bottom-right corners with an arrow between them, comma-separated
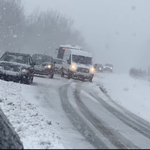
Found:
110,67 -> 113,69
70,64 -> 77,70
90,67 -> 95,73
22,69 -> 28,73
99,68 -> 102,70
45,65 -> 52,69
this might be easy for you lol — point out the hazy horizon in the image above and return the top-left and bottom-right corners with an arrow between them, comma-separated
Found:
22,0 -> 150,73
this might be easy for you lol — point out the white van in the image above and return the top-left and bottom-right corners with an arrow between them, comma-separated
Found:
61,49 -> 95,82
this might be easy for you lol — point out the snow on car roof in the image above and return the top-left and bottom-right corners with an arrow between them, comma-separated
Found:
59,44 -> 83,50
70,49 -> 93,57
104,64 -> 113,67
5,51 -> 30,56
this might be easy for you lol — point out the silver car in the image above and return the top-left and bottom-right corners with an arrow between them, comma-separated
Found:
103,64 -> 113,72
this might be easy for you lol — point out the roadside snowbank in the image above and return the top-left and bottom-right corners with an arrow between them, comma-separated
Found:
93,73 -> 150,123
0,80 -> 64,149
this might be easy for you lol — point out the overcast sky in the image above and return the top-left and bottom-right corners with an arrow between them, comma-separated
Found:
22,0 -> 150,73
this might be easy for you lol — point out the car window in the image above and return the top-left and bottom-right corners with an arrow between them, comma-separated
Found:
54,59 -> 62,64
72,55 -> 92,65
29,57 -> 33,65
1,53 -> 29,65
32,54 -> 52,64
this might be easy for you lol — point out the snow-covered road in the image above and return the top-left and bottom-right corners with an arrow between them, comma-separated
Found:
0,73 -> 150,149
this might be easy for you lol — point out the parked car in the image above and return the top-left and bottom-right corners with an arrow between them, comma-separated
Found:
53,58 -> 62,74
32,54 -> 55,78
94,64 -> 103,72
0,51 -> 34,84
103,63 -> 113,72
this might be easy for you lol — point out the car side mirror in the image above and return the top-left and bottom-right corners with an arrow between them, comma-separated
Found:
67,60 -> 71,64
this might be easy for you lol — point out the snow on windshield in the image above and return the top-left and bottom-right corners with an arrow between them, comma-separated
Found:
32,54 -> 53,65
72,55 -> 92,65
1,53 -> 29,65
54,59 -> 62,64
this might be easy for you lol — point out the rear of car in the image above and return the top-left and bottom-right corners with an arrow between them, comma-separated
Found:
32,54 -> 55,78
61,49 -> 95,82
0,51 -> 34,84
94,64 -> 104,72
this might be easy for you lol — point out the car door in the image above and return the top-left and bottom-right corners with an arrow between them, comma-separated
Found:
67,54 -> 71,71
28,56 -> 34,75
62,50 -> 69,73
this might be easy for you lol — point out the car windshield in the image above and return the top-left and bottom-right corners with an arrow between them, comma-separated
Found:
1,53 -> 29,65
96,64 -> 103,67
72,55 -> 92,65
54,59 -> 62,64
105,64 -> 113,67
32,54 -> 53,65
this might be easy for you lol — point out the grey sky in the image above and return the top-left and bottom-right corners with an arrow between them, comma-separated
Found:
22,0 -> 150,72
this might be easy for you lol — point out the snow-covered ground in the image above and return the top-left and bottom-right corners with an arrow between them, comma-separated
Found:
0,76 -> 94,149
93,72 -> 150,123
0,79 -> 64,149
1,72 -> 150,149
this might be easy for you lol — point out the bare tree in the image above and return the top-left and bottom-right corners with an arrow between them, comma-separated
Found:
0,0 -> 88,55
24,10 -> 88,55
0,0 -> 25,52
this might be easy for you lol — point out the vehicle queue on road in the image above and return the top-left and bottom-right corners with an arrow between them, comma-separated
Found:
0,44 -> 113,84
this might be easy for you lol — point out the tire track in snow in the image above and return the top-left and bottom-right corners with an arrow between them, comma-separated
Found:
74,86 -> 138,149
105,92 -> 150,131
94,81 -> 150,131
88,90 -> 150,140
59,84 -> 108,149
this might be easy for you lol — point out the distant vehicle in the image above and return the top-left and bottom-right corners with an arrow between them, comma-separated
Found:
0,51 -> 34,84
32,54 -> 55,78
53,58 -> 62,74
103,63 -> 113,72
94,64 -> 103,72
55,44 -> 83,60
61,49 -> 95,82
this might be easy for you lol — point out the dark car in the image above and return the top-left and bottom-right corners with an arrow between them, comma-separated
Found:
0,51 -> 34,84
32,54 -> 55,78
94,64 -> 103,72
103,63 -> 113,72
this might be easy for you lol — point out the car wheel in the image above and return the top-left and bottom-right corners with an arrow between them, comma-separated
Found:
81,77 -> 85,82
24,76 -> 33,85
14,80 -> 19,83
61,68 -> 64,77
13,77 -> 20,83
89,78 -> 92,83
50,73 -> 54,79
67,70 -> 72,79
89,75 -> 94,83
31,76 -> 34,83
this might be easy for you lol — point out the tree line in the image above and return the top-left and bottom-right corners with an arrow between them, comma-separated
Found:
129,67 -> 147,80
0,0 -> 87,56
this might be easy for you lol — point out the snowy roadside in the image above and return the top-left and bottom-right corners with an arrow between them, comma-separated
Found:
93,73 -> 150,123
0,80 -> 64,149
